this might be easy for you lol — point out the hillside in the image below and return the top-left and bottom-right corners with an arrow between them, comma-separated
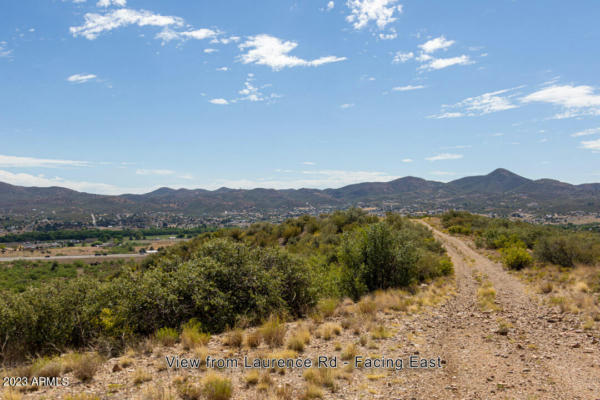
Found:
1,169 -> 599,223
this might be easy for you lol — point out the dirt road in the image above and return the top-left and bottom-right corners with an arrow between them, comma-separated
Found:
400,221 -> 600,399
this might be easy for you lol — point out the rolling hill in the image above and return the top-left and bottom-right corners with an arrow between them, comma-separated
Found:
1,169 -> 599,222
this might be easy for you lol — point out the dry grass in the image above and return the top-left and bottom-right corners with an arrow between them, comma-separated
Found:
132,368 -> 152,385
316,298 -> 339,318
141,387 -> 177,400
303,367 -> 337,392
370,324 -> 393,340
286,325 -> 311,352
181,326 -> 211,350
63,352 -> 102,382
245,330 -> 262,348
315,322 -> 342,341
223,328 -> 244,348
260,315 -> 287,348
341,343 -> 357,361
244,370 -> 260,386
1,390 -> 23,400
63,395 -> 101,400
155,327 -> 179,347
477,281 -> 500,312
302,383 -> 324,399
202,374 -> 233,400
176,379 -> 203,400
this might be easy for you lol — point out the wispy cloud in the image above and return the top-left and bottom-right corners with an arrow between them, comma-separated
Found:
581,138 -> 600,151
425,153 -> 463,162
571,127 -> 600,137
0,169 -> 153,195
340,103 -> 355,109
401,158 -> 413,163
70,8 -> 184,40
209,74 -> 280,105
394,36 -> 474,71
392,85 -> 425,92
0,41 -> 12,58
0,155 -> 89,168
419,36 -> 455,53
67,73 -> 97,84
209,98 -> 229,105
326,1 -> 335,11
303,161 -> 316,165
156,28 -> 219,44
238,34 -> 346,71
521,84 -> 600,118
393,51 -> 413,63
430,86 -> 523,118
135,169 -> 175,176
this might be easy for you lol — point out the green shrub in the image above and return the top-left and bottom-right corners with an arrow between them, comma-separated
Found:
340,223 -> 420,299
501,247 -> 533,270
448,225 -> 471,235
155,327 -> 179,346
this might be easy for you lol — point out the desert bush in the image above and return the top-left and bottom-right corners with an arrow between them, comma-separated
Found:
202,374 -> 233,400
66,352 -> 102,382
340,223 -> 421,299
260,315 -> 287,347
181,320 -> 210,350
223,328 -> 243,348
155,327 -> 179,347
501,246 -> 533,270
448,225 -> 471,235
244,330 -> 262,348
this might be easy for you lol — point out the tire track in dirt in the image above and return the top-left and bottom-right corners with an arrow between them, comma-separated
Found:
402,221 -> 600,399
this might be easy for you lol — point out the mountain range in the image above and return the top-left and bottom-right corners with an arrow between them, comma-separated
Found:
1,169 -> 599,222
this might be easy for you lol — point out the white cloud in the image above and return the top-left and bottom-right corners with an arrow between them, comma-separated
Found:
0,169 -> 153,195
419,36 -> 455,53
428,112 -> 464,119
378,30 -> 397,40
392,85 -> 425,92
392,51 -> 413,63
216,66 -> 229,71
571,128 -> 600,137
401,158 -> 413,163
204,48 -> 217,54
327,1 -> 335,11
346,0 -> 403,30
156,28 -> 219,43
0,155 -> 89,168
430,87 -> 522,118
0,41 -> 13,58
70,9 -> 184,40
67,73 -> 97,84
210,75 -> 280,105
135,169 -> 175,176
340,103 -> 355,109
521,84 -> 600,118
422,55 -> 473,70
581,138 -> 600,151
238,34 -> 346,71
97,0 -> 126,7
209,98 -> 229,105
303,161 -> 316,165
425,153 -> 463,162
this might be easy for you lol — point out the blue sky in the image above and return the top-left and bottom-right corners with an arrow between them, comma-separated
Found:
1,0 -> 600,194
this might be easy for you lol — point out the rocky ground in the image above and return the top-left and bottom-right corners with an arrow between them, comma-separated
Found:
9,222 -> 600,400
